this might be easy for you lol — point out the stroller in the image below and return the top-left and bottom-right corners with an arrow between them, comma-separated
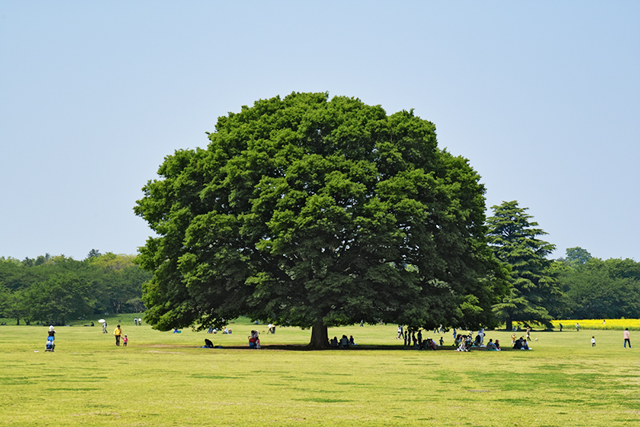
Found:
45,335 -> 55,352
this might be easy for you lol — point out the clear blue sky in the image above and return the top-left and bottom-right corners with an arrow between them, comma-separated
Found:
1,2 -> 638,261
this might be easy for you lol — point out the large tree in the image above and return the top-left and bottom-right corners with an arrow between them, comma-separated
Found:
135,92 -> 507,347
487,201 -> 563,330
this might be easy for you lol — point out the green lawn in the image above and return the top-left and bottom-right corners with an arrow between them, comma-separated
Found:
1,316 -> 639,426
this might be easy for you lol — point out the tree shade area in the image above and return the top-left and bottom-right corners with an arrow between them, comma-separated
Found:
0,251 -> 150,325
134,92 -> 509,347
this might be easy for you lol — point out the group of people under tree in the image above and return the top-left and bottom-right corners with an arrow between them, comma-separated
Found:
330,335 -> 355,348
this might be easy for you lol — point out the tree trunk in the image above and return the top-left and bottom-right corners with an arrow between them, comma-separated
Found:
308,319 -> 330,349
16,317 -> 20,326
506,317 -> 512,332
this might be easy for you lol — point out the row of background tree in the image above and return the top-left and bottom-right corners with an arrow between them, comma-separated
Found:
488,201 -> 640,329
0,250 -> 151,325
1,202 -> 638,328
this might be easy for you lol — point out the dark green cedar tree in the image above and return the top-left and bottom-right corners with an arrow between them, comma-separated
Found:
487,200 -> 563,330
134,92 -> 507,347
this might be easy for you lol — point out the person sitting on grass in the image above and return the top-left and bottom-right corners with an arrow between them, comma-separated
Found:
331,336 -> 338,347
454,334 -> 462,348
465,335 -> 473,350
248,330 -> 260,349
455,336 -> 468,352
486,339 -> 497,350
419,338 -> 427,350
349,335 -> 356,346
495,340 -> 501,351
339,335 -> 349,349
439,337 -> 444,346
513,338 -> 522,350
204,339 -> 214,348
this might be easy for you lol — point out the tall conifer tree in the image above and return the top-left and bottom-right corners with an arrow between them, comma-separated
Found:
487,201 -> 562,330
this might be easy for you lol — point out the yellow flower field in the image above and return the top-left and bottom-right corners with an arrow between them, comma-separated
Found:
552,318 -> 640,330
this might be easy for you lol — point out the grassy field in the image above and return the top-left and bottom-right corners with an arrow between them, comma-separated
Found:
1,315 -> 640,426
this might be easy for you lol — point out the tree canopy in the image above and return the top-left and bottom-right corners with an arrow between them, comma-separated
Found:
558,251 -> 640,319
563,246 -> 593,266
135,92 -> 507,347
0,252 -> 150,325
487,201 -> 563,329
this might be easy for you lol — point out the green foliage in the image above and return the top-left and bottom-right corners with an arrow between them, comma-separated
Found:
562,246 -> 593,266
0,253 -> 151,324
487,201 -> 563,328
559,256 -> 640,319
135,92 -> 507,339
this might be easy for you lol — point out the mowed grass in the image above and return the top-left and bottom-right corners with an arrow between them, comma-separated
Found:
1,316 -> 640,426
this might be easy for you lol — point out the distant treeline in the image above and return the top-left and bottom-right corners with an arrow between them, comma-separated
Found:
2,247 -> 638,327
0,250 -> 151,325
556,249 -> 640,320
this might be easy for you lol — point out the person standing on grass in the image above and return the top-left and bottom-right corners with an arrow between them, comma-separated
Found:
576,322 -> 580,332
591,336 -> 596,347
114,325 -> 123,346
624,328 -> 632,348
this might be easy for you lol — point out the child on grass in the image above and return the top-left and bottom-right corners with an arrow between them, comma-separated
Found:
123,334 -> 128,347
591,336 -> 595,347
